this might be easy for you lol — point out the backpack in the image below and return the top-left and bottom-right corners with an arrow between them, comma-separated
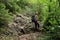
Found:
32,15 -> 36,22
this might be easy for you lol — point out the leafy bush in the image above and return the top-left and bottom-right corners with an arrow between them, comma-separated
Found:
0,3 -> 12,27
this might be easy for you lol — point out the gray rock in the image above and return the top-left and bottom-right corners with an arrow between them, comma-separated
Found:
8,14 -> 34,35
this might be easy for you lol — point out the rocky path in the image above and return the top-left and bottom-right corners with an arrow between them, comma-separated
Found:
18,32 -> 41,40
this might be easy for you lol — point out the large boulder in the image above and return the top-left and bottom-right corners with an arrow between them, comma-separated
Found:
8,14 -> 34,35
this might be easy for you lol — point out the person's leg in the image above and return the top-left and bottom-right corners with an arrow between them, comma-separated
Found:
35,21 -> 41,32
37,22 -> 40,28
35,22 -> 37,31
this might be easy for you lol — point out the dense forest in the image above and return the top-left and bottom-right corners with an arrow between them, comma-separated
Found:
0,0 -> 60,40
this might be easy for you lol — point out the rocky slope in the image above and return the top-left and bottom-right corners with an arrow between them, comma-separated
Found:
8,14 -> 34,35
0,13 -> 43,40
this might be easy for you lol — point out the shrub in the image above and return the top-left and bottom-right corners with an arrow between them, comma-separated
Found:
0,3 -> 12,27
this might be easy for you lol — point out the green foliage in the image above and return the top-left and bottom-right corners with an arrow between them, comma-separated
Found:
43,0 -> 60,32
0,0 -> 60,40
41,0 -> 60,40
0,3 -> 12,27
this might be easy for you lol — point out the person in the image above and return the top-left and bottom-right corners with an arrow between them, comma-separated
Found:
32,11 -> 40,31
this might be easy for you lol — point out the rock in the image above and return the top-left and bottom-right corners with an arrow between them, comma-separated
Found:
8,14 -> 34,35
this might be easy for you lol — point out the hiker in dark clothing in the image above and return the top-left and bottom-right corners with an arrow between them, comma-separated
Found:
32,11 -> 40,31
